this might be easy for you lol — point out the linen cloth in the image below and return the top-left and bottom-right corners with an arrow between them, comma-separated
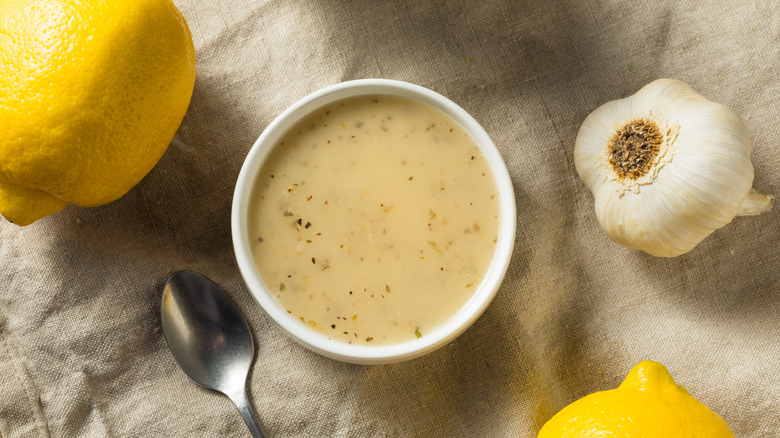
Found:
1,0 -> 779,436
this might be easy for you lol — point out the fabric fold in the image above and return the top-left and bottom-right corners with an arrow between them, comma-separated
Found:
0,339 -> 49,438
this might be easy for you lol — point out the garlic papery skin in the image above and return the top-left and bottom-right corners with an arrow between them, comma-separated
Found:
575,78 -> 773,257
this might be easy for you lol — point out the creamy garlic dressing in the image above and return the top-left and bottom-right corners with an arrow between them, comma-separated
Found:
248,95 -> 499,345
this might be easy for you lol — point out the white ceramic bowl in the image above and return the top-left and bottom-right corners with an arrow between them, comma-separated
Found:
232,79 -> 515,364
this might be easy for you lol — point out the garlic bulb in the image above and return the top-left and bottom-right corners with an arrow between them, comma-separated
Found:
575,78 -> 772,257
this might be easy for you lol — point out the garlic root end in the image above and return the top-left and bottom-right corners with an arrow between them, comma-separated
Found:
736,188 -> 773,216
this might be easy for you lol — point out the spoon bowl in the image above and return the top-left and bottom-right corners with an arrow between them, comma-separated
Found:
161,271 -> 266,437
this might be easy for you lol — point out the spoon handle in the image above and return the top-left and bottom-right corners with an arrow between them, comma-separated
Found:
229,389 -> 266,438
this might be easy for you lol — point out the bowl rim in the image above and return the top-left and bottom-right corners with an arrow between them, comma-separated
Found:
232,79 -> 516,364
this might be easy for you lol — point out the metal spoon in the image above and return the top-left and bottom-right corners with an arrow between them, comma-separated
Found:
161,271 -> 266,437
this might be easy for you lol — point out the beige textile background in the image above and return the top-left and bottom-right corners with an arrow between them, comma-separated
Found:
1,0 -> 779,436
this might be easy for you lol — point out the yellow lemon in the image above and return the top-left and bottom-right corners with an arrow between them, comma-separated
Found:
538,361 -> 734,438
0,0 -> 195,225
